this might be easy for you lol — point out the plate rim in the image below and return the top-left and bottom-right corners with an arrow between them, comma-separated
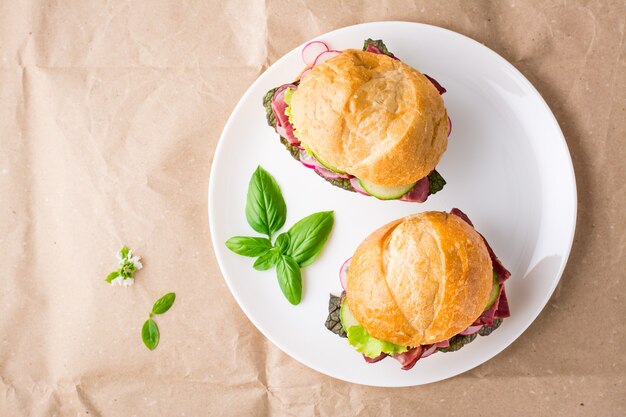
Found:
208,21 -> 578,387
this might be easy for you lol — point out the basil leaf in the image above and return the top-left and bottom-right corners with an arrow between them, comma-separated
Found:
105,271 -> 119,283
427,170 -> 447,195
253,249 -> 280,271
275,233 -> 290,254
286,211 -> 334,267
225,236 -> 272,257
245,166 -> 287,238
142,319 -> 159,350
276,255 -> 302,305
152,292 -> 176,315
119,246 -> 129,259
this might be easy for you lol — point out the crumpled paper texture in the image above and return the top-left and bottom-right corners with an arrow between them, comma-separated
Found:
0,1 -> 624,416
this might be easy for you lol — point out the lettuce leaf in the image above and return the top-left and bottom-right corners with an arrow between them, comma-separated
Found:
362,39 -> 395,58
346,325 -> 409,358
262,87 -> 278,128
427,170 -> 447,195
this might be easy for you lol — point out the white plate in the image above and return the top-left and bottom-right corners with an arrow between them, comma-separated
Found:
209,22 -> 576,387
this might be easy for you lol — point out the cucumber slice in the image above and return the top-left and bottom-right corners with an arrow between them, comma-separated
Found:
358,178 -> 416,200
484,271 -> 501,311
340,299 -> 360,329
309,149 -> 347,174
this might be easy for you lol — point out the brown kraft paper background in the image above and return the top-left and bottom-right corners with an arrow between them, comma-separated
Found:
1,1 -> 624,416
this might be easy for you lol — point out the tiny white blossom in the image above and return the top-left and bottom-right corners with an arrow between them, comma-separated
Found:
127,252 -> 143,270
116,251 -> 123,263
122,277 -> 134,287
111,276 -> 124,286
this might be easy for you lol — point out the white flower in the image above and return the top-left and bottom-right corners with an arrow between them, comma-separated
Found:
110,276 -> 124,286
122,277 -> 134,287
116,251 -> 123,263
127,251 -> 143,270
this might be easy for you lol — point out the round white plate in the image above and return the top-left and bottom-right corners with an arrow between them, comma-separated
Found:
209,22 -> 576,387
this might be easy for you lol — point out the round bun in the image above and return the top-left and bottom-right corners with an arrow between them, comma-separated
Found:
290,49 -> 448,186
346,212 -> 493,346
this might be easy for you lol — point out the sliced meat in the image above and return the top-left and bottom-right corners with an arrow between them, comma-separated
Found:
363,353 -> 387,363
392,346 -> 424,370
271,85 -> 300,146
400,176 -> 430,202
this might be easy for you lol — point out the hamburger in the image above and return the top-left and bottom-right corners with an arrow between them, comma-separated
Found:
324,209 -> 511,370
263,39 -> 450,202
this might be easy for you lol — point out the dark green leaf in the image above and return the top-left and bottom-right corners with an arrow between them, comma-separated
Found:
438,333 -> 478,353
245,166 -> 287,238
142,319 -> 159,350
427,170 -> 447,195
253,249 -> 280,271
478,318 -> 503,336
313,169 -> 355,192
262,87 -> 278,128
152,292 -> 176,315
324,293 -> 347,338
279,136 -> 301,160
276,255 -> 302,305
362,39 -> 395,57
225,236 -> 272,257
286,211 -> 334,267
275,233 -> 290,253
105,271 -> 120,283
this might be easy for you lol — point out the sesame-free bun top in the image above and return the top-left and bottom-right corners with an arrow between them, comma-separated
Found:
290,49 -> 448,186
346,212 -> 493,346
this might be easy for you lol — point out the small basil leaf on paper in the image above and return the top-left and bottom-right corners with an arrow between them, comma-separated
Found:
245,166 -> 287,238
225,236 -> 272,257
286,211 -> 334,267
151,292 -> 176,315
119,246 -> 130,259
276,255 -> 302,305
105,271 -> 120,283
142,319 -> 160,350
253,249 -> 280,271
275,233 -> 290,254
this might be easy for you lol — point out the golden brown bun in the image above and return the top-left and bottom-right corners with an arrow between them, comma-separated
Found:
290,49 -> 448,186
346,212 -> 493,346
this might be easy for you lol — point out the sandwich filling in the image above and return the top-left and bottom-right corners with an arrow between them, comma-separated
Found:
262,39 -> 449,202
324,208 -> 511,370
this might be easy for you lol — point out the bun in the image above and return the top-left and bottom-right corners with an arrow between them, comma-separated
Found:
290,49 -> 448,186
346,212 -> 493,346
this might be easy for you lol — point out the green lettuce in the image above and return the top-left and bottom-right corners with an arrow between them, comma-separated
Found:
346,325 -> 409,358
283,88 -> 299,138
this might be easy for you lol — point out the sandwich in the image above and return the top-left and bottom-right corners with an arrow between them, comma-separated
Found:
324,209 -> 511,370
263,39 -> 451,202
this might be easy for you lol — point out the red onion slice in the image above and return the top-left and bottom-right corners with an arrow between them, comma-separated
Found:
339,257 -> 352,290
301,41 -> 329,65
349,178 -> 370,196
459,324 -> 483,336
312,50 -> 342,67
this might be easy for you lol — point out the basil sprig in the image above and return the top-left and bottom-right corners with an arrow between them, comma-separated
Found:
225,166 -> 334,305
142,292 -> 176,350
245,166 -> 286,238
